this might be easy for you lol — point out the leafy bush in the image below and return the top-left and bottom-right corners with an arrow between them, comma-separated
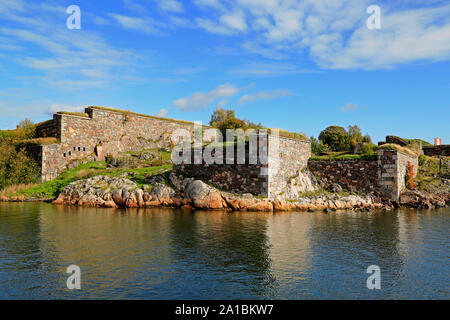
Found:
210,108 -> 263,138
361,143 -> 376,156
318,126 -> 350,152
310,136 -> 326,155
0,142 -> 40,190
318,125 -> 372,153
419,155 -> 426,166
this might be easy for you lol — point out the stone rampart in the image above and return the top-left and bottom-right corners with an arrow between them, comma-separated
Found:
308,160 -> 379,193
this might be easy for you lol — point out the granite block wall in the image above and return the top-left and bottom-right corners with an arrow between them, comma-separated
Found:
36,107 -> 202,181
423,145 -> 450,157
173,135 -> 312,198
267,136 -> 311,198
308,150 -> 418,200
173,142 -> 269,196
377,150 -> 418,201
308,160 -> 379,193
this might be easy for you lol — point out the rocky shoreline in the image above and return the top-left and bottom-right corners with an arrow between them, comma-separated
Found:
3,174 -> 448,211
45,174 -> 446,212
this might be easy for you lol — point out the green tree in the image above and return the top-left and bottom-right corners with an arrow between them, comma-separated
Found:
210,108 -> 262,138
16,118 -> 36,140
0,141 -> 40,189
318,126 -> 349,152
310,136 -> 326,155
0,118 -> 40,190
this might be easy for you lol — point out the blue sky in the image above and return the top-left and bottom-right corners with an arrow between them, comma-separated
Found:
0,0 -> 449,144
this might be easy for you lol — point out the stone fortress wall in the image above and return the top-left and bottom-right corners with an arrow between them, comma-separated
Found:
308,160 -> 379,194
32,106 -> 420,201
34,106 -> 202,181
173,141 -> 270,196
308,149 -> 418,201
173,134 -> 312,197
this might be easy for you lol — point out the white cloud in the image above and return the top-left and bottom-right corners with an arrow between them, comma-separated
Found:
220,11 -> 247,32
109,14 -> 162,35
313,4 -> 450,69
196,18 -> 237,35
238,90 -> 291,105
156,108 -> 168,117
0,4 -> 141,88
193,0 -> 225,11
230,62 -> 320,76
192,0 -> 450,69
212,99 -> 228,109
157,0 -> 184,13
340,103 -> 368,112
172,83 -> 243,111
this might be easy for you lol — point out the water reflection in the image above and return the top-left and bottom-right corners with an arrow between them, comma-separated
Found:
0,203 -> 448,299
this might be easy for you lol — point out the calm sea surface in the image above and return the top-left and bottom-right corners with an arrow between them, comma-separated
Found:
0,202 -> 448,299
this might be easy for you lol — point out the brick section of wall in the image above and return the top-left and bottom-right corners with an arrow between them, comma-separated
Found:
35,118 -> 60,138
36,107 -> 201,181
378,150 -> 418,201
173,144 -> 269,196
377,150 -> 398,199
423,145 -> 450,157
268,136 -> 311,198
308,160 -> 379,193
308,150 -> 418,201
173,135 -> 311,197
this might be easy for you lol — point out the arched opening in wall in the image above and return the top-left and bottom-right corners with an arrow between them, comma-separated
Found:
63,153 -> 66,157
83,147 -> 86,151
69,151 -> 71,156
78,147 -> 81,151
73,147 -> 76,151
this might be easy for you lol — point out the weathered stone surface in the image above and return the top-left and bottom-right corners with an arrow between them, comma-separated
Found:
309,160 -> 379,194
150,183 -> 176,205
222,193 -> 273,212
54,176 -> 138,208
51,174 -> 392,212
185,180 -> 227,210
33,107 -> 207,182
268,136 -> 314,199
423,145 -> 450,157
400,190 -> 448,208
385,136 -> 408,147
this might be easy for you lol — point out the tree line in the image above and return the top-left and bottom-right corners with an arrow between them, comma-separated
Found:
0,119 -> 40,190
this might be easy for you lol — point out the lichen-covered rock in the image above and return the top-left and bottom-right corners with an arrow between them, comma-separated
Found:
185,180 -> 227,210
52,175 -> 387,212
169,173 -> 194,193
54,176 -> 138,208
222,193 -> 273,212
400,190 -> 448,208
150,183 -> 176,205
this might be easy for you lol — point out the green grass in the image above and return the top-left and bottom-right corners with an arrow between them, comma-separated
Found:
378,143 -> 418,157
415,155 -> 446,191
17,160 -> 172,199
310,154 -> 377,161
404,138 -> 432,147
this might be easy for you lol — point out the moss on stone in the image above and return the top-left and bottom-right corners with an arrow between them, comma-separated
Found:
378,143 -> 418,157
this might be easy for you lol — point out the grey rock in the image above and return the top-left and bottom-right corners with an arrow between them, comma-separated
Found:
185,180 -> 211,200
150,183 -> 175,201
